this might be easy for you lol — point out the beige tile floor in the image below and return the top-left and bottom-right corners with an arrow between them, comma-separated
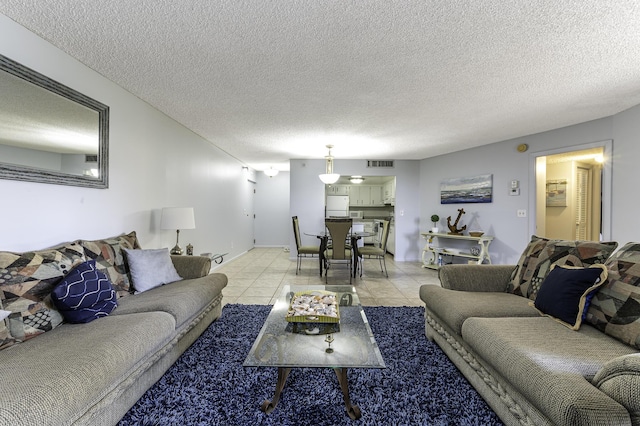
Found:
215,247 -> 441,307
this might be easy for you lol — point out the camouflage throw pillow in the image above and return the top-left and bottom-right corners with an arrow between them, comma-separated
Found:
508,235 -> 617,300
585,243 -> 640,349
0,299 -> 15,350
0,242 -> 86,343
120,230 -> 142,250
80,233 -> 138,298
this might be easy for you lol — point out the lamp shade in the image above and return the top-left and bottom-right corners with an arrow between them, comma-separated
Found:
161,207 -> 195,230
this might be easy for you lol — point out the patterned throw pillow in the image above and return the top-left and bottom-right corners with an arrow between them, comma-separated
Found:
0,300 -> 15,350
0,242 -> 86,342
531,264 -> 608,330
120,230 -> 142,250
51,260 -> 118,323
80,232 -> 139,298
508,235 -> 617,300
585,243 -> 640,348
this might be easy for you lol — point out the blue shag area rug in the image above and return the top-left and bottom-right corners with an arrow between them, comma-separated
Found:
118,304 -> 503,425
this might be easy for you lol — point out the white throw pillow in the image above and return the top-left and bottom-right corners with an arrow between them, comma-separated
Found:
124,248 -> 182,293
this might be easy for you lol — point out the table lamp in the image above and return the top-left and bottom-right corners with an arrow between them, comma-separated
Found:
161,207 -> 195,255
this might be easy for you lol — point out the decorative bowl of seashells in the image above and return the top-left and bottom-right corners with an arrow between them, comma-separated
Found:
286,290 -> 340,323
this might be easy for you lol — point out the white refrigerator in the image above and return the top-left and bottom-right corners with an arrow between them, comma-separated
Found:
326,195 -> 350,217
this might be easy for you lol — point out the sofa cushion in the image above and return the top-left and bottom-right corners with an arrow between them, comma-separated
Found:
51,260 -> 118,323
0,242 -> 86,343
420,284 -> 538,336
0,311 -> 175,425
585,243 -> 640,349
532,264 -> 608,330
508,236 -> 617,300
80,233 -> 137,298
123,248 -> 182,293
462,317 -> 635,425
0,302 -> 14,350
111,273 -> 227,329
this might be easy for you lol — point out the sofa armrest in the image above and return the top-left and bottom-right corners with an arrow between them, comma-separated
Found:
170,255 -> 212,279
437,264 -> 516,292
594,354 -> 640,420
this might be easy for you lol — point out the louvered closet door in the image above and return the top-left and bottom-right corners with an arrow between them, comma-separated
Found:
575,166 -> 590,240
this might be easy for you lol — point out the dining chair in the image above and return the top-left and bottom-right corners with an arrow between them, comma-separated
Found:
358,219 -> 390,277
292,216 -> 320,274
324,218 -> 353,283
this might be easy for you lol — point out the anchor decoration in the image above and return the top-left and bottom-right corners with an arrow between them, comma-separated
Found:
447,208 -> 467,235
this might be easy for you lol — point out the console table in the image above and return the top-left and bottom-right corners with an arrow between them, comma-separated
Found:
420,232 -> 493,269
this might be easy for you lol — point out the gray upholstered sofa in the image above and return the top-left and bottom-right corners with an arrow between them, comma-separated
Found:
420,238 -> 640,426
0,232 -> 227,425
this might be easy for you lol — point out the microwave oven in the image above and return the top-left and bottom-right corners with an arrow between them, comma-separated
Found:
349,211 -> 363,219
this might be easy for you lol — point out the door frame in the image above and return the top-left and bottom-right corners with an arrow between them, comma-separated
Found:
528,140 -> 612,241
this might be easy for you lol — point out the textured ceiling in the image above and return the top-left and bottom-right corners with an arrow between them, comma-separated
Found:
2,1 -> 640,171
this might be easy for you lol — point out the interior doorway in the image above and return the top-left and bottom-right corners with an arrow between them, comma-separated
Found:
530,141 -> 612,241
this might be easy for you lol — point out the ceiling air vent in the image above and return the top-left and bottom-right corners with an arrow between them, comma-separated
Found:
85,154 -> 98,163
366,160 -> 394,168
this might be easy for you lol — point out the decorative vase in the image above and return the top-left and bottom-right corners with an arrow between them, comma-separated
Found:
431,227 -> 439,233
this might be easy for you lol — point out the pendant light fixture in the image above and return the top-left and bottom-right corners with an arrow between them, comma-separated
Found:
264,167 -> 279,177
318,144 -> 340,184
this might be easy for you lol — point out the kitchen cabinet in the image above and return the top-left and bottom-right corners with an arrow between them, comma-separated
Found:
369,186 -> 384,206
363,221 -> 374,244
383,180 -> 395,204
326,185 -> 349,195
349,185 -> 383,206
349,186 -> 369,206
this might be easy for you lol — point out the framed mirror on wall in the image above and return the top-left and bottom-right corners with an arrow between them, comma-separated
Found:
0,54 -> 109,188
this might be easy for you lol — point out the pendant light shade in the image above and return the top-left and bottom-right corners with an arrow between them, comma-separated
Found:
264,167 -> 279,177
319,145 -> 340,184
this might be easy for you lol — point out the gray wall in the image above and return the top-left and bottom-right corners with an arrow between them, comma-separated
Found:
612,104 -> 640,241
0,13 -> 255,265
420,111 -> 640,265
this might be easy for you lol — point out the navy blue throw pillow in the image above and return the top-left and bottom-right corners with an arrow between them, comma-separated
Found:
51,259 -> 118,324
532,264 -> 607,330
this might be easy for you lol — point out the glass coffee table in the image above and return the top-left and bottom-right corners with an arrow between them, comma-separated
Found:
243,285 -> 386,420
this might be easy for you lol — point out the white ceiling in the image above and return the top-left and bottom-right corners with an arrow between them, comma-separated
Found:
2,1 -> 640,171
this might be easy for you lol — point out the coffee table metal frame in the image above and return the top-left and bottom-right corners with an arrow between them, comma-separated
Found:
243,285 -> 386,420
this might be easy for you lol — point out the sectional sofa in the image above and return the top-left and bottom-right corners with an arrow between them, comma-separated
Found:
420,236 -> 640,426
0,232 -> 227,425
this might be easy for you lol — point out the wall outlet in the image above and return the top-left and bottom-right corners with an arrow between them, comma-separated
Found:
517,209 -> 527,217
